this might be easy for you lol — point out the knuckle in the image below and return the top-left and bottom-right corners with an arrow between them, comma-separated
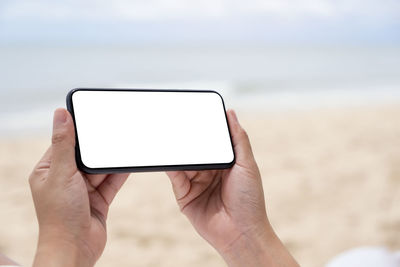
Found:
29,171 -> 45,186
51,131 -> 66,144
29,169 -> 40,183
240,127 -> 249,139
28,174 -> 35,185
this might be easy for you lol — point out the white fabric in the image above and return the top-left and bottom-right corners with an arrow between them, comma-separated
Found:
326,247 -> 400,267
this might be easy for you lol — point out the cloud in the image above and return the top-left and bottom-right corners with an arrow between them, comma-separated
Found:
0,0 -> 398,45
1,0 -> 399,22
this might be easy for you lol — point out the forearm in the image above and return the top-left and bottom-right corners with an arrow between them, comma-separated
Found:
221,225 -> 299,267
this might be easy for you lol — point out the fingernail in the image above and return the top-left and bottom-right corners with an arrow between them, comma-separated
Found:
53,109 -> 67,128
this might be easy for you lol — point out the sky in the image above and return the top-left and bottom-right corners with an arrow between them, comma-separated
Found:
0,0 -> 399,44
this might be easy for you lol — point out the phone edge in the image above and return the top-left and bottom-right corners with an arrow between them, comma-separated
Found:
66,88 -> 236,174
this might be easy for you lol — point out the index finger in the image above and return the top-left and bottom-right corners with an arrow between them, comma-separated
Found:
29,146 -> 52,184
166,171 -> 191,201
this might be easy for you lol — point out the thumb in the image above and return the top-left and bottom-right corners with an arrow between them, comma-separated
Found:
226,109 -> 256,166
49,108 -> 77,176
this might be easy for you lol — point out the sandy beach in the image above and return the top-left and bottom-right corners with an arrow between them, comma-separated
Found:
0,104 -> 399,267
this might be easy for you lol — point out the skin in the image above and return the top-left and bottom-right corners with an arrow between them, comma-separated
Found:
167,110 -> 300,267
2,107 -> 298,267
29,108 -> 129,267
0,253 -> 19,265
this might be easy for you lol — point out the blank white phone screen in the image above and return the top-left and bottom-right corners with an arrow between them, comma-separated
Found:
72,90 -> 234,169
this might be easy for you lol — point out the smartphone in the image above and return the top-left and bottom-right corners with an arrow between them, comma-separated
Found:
66,88 -> 235,174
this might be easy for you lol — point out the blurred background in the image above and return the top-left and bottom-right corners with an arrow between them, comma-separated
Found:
0,0 -> 399,266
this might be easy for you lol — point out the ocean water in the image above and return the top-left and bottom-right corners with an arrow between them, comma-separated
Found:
0,44 -> 399,135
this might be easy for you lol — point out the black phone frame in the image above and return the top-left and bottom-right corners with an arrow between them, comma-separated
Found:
66,88 -> 236,174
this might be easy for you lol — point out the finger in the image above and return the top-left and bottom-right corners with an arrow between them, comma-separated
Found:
166,171 -> 191,200
29,146 -> 52,185
97,173 -> 129,206
183,170 -> 198,180
86,174 -> 108,188
33,146 -> 52,171
185,170 -> 216,180
49,108 -> 76,177
226,109 -> 255,165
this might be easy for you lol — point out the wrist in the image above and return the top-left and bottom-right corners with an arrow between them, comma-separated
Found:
33,229 -> 95,267
220,222 -> 275,267
220,222 -> 299,267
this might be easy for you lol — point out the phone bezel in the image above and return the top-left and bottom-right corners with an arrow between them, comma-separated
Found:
66,88 -> 236,174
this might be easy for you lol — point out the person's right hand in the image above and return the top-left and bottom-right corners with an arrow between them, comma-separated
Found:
29,108 -> 128,267
167,110 -> 299,267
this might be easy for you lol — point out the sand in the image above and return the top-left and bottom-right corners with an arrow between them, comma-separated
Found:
0,104 -> 399,267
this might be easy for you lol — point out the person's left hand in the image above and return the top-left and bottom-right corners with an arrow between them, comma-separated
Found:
29,108 -> 129,267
